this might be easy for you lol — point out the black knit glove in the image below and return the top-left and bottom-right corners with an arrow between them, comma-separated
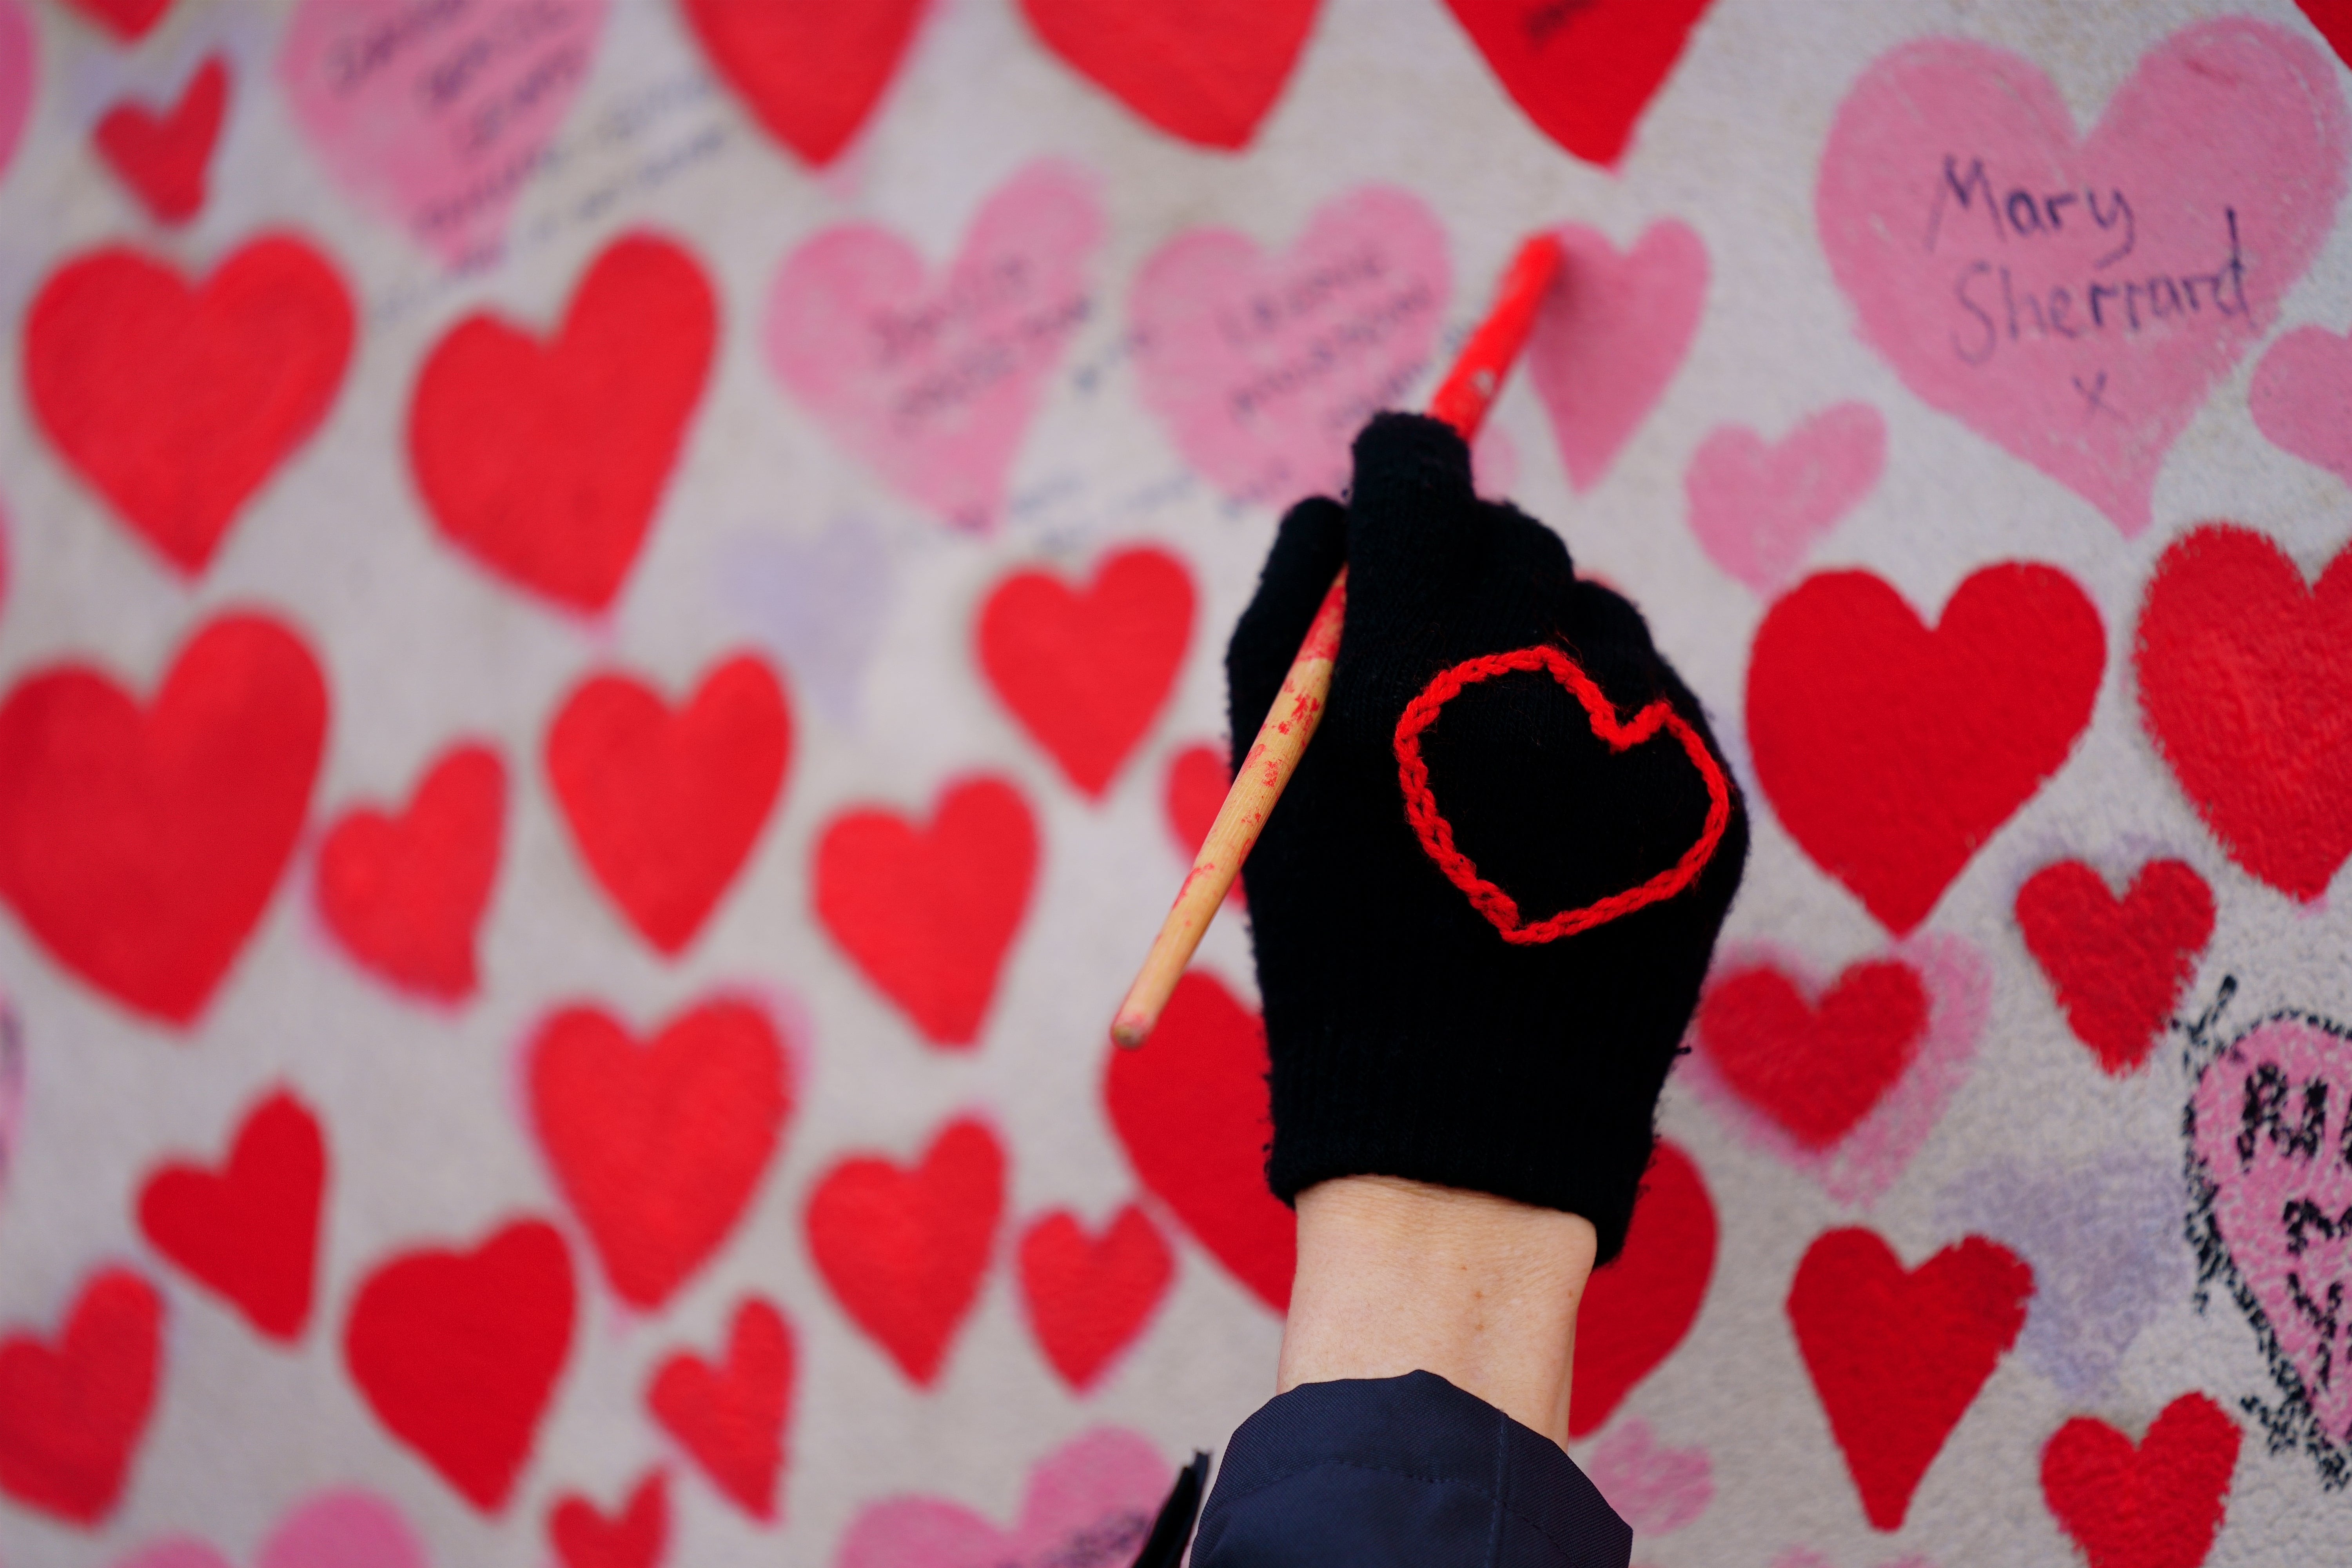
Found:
1228,412 -> 1748,1263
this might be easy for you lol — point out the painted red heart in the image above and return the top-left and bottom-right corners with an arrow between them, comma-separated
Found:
812,775 -> 1037,1047
136,1088 -> 324,1342
343,1219 -> 575,1513
1569,1139 -> 1717,1438
2041,1392 -> 2240,1568
550,1468 -> 667,1568
59,0 -> 171,40
2303,1 -> 2352,69
0,614 -> 328,1025
1017,0 -> 1319,149
1787,1227 -> 2033,1530
0,1268 -> 162,1525
1440,0 -> 1714,167
677,0 -> 927,165
1693,958 -> 1929,1150
804,1116 -> 1004,1385
24,237 -> 354,575
547,653 -> 789,955
1163,742 -> 1241,907
527,998 -> 789,1310
2135,524 -> 2352,902
1748,564 -> 2104,933
647,1297 -> 791,1520
315,743 -> 505,1002
978,547 -> 1194,799
409,234 -> 716,613
2016,859 -> 2213,1076
1016,1202 -> 1174,1390
93,55 -> 227,224
1105,970 -> 1294,1311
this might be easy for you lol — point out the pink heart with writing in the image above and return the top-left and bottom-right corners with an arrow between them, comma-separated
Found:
1686,403 -> 1884,595
1584,1419 -> 1710,1536
278,0 -> 611,267
1818,19 -> 2349,537
114,1490 -> 424,1568
2252,325 -> 2352,490
833,1426 -> 1167,1568
766,160 -> 1103,532
1525,221 -> 1707,493
1130,185 -> 1451,507
0,0 -> 32,189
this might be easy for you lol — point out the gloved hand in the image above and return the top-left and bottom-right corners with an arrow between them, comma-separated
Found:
1227,412 -> 1748,1264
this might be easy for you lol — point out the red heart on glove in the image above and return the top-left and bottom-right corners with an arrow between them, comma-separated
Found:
137,1088 -> 324,1342
2040,1392 -> 2240,1568
1440,0 -> 1714,167
93,56 -> 228,225
2015,858 -> 2213,1076
316,743 -> 505,1002
677,0 -> 927,165
1018,0 -> 1319,149
0,1269 -> 163,1525
1017,1203 -> 1174,1390
549,1469 -> 667,1568
1569,1139 -> 1717,1438
647,1297 -> 791,1521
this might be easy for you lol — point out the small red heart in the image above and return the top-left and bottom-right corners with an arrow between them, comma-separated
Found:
978,546 -> 1195,799
315,743 -> 505,1002
677,0 -> 927,165
804,1117 -> 1004,1385
1440,0 -> 1715,167
410,234 -> 716,613
1693,958 -> 1929,1149
1105,971 -> 1294,1312
550,1468 -> 668,1568
2135,524 -> 2352,902
24,237 -> 354,575
2040,1392 -> 2240,1568
812,775 -> 1038,1047
1017,0 -> 1319,149
0,1269 -> 163,1526
59,0 -> 171,41
343,1219 -> 576,1514
1568,1139 -> 1716,1438
547,653 -> 789,956
2015,859 -> 2214,1076
136,1088 -> 324,1343
93,55 -> 227,224
647,1297 -> 792,1521
528,998 -> 789,1310
1162,742 -> 1241,907
0,614 -> 328,1025
1016,1203 -> 1174,1390
1787,1227 -> 2033,1530
1396,643 -> 1731,944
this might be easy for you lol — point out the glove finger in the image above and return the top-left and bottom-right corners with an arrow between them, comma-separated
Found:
1227,495 -> 1348,765
1343,412 -> 1492,627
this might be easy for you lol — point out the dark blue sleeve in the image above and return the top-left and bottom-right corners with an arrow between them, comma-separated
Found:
1189,1370 -> 1632,1568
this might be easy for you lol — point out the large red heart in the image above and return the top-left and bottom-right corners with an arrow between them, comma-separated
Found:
136,1088 -> 324,1343
550,1469 -> 666,1568
1105,970 -> 1294,1312
315,742 -> 505,1002
343,1219 -> 576,1513
812,776 -> 1037,1047
1440,0 -> 1714,167
2135,524 -> 2352,902
1787,1227 -> 2033,1530
93,55 -> 227,225
2015,858 -> 2213,1076
2305,1 -> 2352,68
59,0 -> 171,41
1568,1139 -> 1716,1438
1692,958 -> 1929,1150
0,1269 -> 163,1525
1748,564 -> 2104,933
24,237 -> 353,575
1016,1202 -> 1174,1390
2041,1392 -> 2239,1568
409,234 -> 716,613
804,1116 -> 1004,1385
978,546 -> 1194,799
647,1297 -> 791,1521
1017,0 -> 1319,149
546,653 -> 789,955
677,0 -> 927,165
0,613 -> 328,1025
527,998 -> 789,1310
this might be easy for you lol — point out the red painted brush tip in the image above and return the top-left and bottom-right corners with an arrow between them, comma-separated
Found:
1427,233 -> 1564,442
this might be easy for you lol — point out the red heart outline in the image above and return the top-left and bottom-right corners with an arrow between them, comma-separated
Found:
1394,643 -> 1731,944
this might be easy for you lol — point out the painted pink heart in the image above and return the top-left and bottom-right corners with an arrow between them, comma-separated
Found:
1525,221 -> 1707,494
1130,185 -> 1450,507
1686,403 -> 1884,595
278,0 -> 610,266
113,1489 -> 425,1568
2252,325 -> 2352,489
0,0 -> 32,189
1584,1419 -> 1710,1536
832,1426 -> 1167,1568
766,160 -> 1103,531
1818,19 -> 2350,537
1684,935 -> 1988,1207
